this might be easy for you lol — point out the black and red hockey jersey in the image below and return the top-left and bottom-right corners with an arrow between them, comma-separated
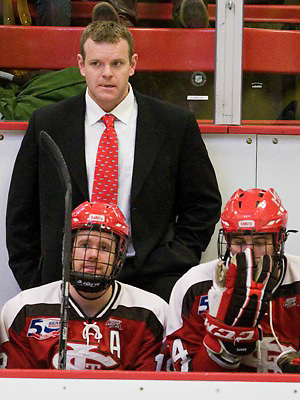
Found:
166,254 -> 300,373
0,281 -> 167,370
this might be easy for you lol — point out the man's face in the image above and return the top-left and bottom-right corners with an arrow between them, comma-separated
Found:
230,233 -> 275,261
77,38 -> 138,112
72,229 -> 117,277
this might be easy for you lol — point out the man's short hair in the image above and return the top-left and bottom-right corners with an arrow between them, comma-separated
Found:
80,21 -> 134,61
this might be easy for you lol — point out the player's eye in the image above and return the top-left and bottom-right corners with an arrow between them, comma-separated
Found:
77,239 -> 90,248
253,241 -> 266,247
253,238 -> 270,247
232,239 -> 244,247
100,243 -> 110,251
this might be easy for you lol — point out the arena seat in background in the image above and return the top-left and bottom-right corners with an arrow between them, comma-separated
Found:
6,1 -> 300,25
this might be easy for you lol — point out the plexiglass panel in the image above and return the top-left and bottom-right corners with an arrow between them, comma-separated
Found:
131,71 -> 214,120
241,0 -> 300,122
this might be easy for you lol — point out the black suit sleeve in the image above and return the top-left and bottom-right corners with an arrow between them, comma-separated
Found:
6,112 -> 42,290
142,113 -> 221,278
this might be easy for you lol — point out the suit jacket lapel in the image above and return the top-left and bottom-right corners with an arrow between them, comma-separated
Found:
59,92 -> 89,200
131,92 -> 165,205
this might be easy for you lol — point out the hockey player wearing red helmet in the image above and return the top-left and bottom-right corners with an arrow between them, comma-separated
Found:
70,201 -> 129,301
166,188 -> 300,373
218,188 -> 288,266
0,202 -> 167,370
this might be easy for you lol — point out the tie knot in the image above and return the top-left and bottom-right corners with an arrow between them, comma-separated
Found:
102,114 -> 116,128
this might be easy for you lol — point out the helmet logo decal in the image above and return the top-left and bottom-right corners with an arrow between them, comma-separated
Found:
88,214 -> 106,223
238,220 -> 255,228
266,220 -> 276,226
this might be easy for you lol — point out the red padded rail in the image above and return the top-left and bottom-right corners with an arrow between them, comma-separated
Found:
242,5 -> 300,24
1,121 -> 299,134
0,26 -> 215,71
206,4 -> 300,24
243,28 -> 300,74
0,26 -> 83,70
135,3 -> 300,24
1,25 -> 300,73
229,125 -> 300,135
1,26 -> 300,73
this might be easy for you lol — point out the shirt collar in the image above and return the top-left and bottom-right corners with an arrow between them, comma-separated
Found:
86,83 -> 135,126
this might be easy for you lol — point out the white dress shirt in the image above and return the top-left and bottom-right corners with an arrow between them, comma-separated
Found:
84,84 -> 137,256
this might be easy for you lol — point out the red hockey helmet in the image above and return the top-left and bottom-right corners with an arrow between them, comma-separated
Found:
218,188 -> 288,260
221,188 -> 287,235
72,201 -> 129,239
71,202 -> 129,293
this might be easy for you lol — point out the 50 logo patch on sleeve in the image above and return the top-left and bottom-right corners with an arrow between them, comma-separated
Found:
27,318 -> 60,340
198,295 -> 209,314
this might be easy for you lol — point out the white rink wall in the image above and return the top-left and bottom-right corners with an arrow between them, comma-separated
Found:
0,370 -> 299,399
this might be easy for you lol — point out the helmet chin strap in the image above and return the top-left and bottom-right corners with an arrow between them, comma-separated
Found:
70,269 -> 115,293
272,255 -> 287,295
75,286 -> 111,301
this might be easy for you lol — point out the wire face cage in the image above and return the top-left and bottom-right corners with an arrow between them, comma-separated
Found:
71,226 -> 125,293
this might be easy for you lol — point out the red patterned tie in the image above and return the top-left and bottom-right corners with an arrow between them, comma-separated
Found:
92,114 -> 118,204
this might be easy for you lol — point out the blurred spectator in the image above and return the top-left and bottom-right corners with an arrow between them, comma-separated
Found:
28,0 -> 71,26
92,0 -> 210,28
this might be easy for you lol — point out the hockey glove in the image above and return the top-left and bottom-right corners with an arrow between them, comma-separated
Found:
204,248 -> 278,368
277,350 -> 300,373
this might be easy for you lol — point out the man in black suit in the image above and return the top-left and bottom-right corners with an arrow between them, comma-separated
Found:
6,21 -> 221,301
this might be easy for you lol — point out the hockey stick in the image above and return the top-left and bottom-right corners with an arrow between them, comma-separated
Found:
39,131 -> 72,370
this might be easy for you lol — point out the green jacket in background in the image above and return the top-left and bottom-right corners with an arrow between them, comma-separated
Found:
0,67 -> 86,121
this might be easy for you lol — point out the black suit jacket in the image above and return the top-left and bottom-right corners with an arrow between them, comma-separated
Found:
6,90 -> 221,290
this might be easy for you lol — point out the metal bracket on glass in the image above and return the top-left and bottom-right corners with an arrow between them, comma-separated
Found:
214,0 -> 244,125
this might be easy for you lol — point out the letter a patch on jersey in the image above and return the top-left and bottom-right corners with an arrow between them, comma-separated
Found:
27,318 -> 60,340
